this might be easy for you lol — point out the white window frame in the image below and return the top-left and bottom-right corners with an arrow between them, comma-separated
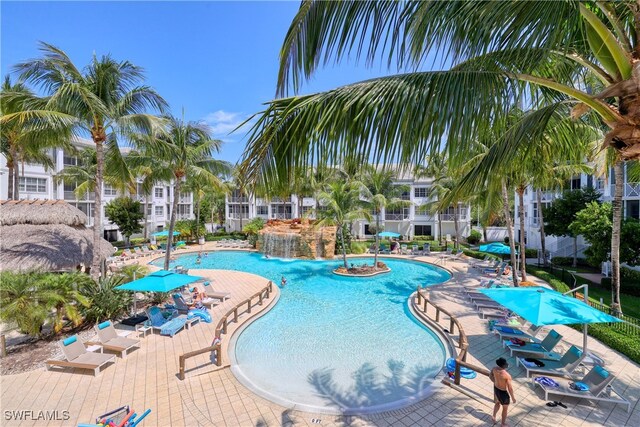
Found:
19,177 -> 47,193
154,187 -> 164,198
155,206 -> 164,216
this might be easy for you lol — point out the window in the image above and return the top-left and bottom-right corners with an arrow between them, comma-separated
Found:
154,187 -> 164,198
364,224 -> 372,235
400,190 -> 410,200
595,178 -> 605,190
414,225 -> 432,237
155,206 -> 163,216
63,155 -> 77,166
257,206 -> 268,215
19,177 -> 47,193
414,187 -> 428,198
177,204 -> 191,215
103,184 -> 117,196
570,176 -> 581,190
300,205 -> 313,217
627,200 -> 640,219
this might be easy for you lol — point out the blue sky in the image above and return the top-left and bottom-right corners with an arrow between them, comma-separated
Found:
1,1 -> 394,164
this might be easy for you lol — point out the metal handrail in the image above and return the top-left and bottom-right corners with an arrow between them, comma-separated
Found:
415,288 -> 490,385
178,281 -> 274,380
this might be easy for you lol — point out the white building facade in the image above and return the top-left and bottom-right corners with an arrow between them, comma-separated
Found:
225,171 -> 472,240
515,166 -> 640,259
0,139 -> 194,242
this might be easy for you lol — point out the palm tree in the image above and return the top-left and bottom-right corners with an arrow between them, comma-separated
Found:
361,166 -> 411,269
240,0 -> 640,313
15,42 -> 167,278
42,273 -> 92,333
129,115 -> 229,270
1,76 -> 73,199
315,180 -> 371,269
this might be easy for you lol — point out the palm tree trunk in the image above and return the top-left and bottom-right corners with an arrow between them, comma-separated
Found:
339,224 -> 348,269
164,178 -> 181,270
502,180 -> 519,286
91,139 -> 104,280
13,153 -> 20,200
517,188 -> 528,282
144,193 -> 149,241
7,157 -> 14,200
536,189 -> 548,266
195,195 -> 201,239
482,225 -> 488,243
374,208 -> 380,269
453,204 -> 460,250
611,162 -> 623,315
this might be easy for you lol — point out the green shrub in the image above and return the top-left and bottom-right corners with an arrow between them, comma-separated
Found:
243,218 -> 265,247
130,237 -> 147,246
463,248 -> 500,261
549,256 -> 592,267
525,248 -> 538,258
466,230 -> 482,245
79,276 -> 132,323
350,242 -> 369,254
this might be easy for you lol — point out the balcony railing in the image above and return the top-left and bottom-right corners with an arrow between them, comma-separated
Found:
229,197 -> 248,203
439,213 -> 467,221
64,191 -> 95,201
271,213 -> 292,219
271,197 -> 291,203
385,213 -> 409,221
229,213 -> 249,219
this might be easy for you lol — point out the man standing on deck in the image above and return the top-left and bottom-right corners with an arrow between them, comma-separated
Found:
489,357 -> 516,426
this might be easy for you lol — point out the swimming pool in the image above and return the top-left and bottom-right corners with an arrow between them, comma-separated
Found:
154,251 -> 451,413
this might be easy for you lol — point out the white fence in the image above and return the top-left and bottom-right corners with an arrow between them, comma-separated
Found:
472,226 -> 508,242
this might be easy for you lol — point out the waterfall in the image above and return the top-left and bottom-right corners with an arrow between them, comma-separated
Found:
261,232 -> 299,258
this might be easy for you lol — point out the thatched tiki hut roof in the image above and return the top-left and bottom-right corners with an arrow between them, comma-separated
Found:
0,200 -> 114,272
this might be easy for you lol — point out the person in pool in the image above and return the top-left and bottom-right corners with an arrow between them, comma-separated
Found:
280,276 -> 287,287
489,357 -> 516,427
195,256 -> 202,265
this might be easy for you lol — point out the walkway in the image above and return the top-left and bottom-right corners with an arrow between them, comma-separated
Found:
0,251 -> 638,426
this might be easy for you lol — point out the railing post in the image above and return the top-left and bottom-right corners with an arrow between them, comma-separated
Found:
234,308 -> 238,323
454,360 -> 461,385
216,344 -> 222,366
259,292 -> 264,305
223,318 -> 228,334
435,308 -> 440,322
423,299 -> 428,313
449,318 -> 455,334
247,300 -> 252,313
179,355 -> 185,380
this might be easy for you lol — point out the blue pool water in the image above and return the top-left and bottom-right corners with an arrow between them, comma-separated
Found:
154,252 -> 451,413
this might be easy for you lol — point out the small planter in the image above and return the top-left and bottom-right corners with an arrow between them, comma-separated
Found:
198,237 -> 205,245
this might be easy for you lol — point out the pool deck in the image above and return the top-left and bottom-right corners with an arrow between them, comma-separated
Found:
0,248 -> 638,426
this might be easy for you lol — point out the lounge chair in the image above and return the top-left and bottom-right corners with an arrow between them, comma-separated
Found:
379,244 -> 390,254
121,249 -> 139,260
411,244 -> 421,255
493,323 -> 543,343
423,244 -> 431,255
144,306 -> 187,337
400,244 -> 410,255
507,329 -> 563,357
46,335 -> 116,376
474,258 -> 499,270
202,281 -> 231,301
91,321 -> 140,358
172,293 -> 215,312
517,345 -> 585,377
534,365 -> 630,412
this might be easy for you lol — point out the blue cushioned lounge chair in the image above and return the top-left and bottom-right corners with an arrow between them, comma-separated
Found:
144,306 -> 186,337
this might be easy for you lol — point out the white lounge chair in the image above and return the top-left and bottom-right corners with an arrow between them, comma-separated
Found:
91,321 -> 140,358
517,345 -> 585,377
46,335 -> 116,375
507,329 -> 563,357
534,365 -> 630,412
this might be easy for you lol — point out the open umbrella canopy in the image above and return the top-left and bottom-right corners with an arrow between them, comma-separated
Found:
378,231 -> 401,238
479,287 -> 622,326
152,230 -> 181,237
479,242 -> 516,255
115,270 -> 202,293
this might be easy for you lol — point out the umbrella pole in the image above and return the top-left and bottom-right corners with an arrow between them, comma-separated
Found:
583,284 -> 589,356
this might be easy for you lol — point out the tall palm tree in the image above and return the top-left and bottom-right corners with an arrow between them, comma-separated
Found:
240,0 -> 640,313
1,76 -> 73,199
315,180 -> 371,269
15,43 -> 167,278
129,115 -> 229,270
361,165 -> 411,269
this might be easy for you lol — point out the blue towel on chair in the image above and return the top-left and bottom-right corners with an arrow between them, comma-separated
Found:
160,317 -> 187,336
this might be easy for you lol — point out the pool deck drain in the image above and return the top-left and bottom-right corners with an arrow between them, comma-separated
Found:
0,247 -> 638,426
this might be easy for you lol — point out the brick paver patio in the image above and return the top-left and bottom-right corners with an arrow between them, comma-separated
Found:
0,248 -> 638,426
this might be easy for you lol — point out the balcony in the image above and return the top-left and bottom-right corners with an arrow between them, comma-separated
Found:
64,191 -> 95,201
271,197 -> 291,203
439,213 -> 467,221
229,213 -> 249,219
385,213 -> 409,221
271,213 -> 292,220
229,197 -> 248,203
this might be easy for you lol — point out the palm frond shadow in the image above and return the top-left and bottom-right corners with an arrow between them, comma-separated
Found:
308,360 -> 438,413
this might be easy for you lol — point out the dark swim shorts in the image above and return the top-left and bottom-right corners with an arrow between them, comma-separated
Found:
494,386 -> 510,405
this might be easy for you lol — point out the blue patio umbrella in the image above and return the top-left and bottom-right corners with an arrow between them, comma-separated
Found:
115,270 -> 202,293
152,230 -> 181,237
480,286 -> 621,354
378,231 -> 401,238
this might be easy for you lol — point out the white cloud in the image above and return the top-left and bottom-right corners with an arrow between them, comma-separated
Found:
203,110 -> 252,138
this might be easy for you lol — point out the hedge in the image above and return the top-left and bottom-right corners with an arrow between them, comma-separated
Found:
549,256 -> 596,268
527,266 -> 640,364
601,267 -> 640,297
463,248 -> 500,261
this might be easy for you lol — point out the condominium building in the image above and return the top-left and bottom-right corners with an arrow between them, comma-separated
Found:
225,169 -> 472,240
514,165 -> 640,259
0,138 -> 194,242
